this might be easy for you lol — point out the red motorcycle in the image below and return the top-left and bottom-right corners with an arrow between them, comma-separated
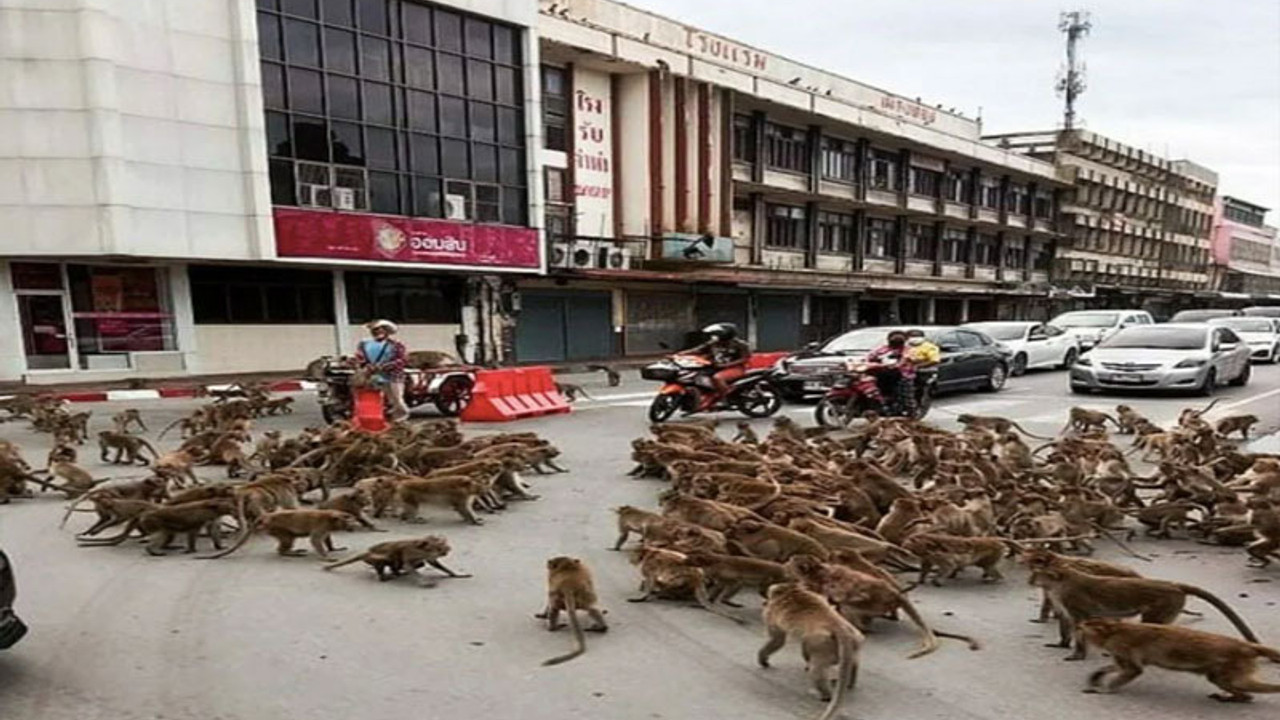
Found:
641,354 -> 783,423
813,360 -> 936,428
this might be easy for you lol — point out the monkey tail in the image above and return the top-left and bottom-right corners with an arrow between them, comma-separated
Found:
933,629 -> 983,651
747,475 -> 783,512
199,497 -> 256,559
60,495 -> 92,529
542,595 -> 587,666
1103,414 -> 1121,430
138,438 -> 159,459
157,418 -> 183,440
1182,585 -> 1259,643
897,594 -> 940,659
322,553 -> 367,571
817,629 -> 857,720
76,519 -> 140,546
1012,421 -> 1054,441
1255,645 -> 1280,663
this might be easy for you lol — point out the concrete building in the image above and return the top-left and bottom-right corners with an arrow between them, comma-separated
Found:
1210,196 -> 1280,299
985,129 -> 1218,317
521,0 -> 1063,361
1,0 -> 543,383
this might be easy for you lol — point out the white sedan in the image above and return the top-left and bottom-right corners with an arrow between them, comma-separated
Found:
963,321 -> 1081,376
1209,316 -> 1280,363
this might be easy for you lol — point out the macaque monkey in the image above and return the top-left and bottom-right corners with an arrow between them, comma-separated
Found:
1216,414 -> 1259,440
260,396 -> 295,415
955,413 -> 1051,440
98,431 -> 158,465
202,509 -> 358,560
319,489 -> 384,531
395,475 -> 488,525
537,556 -> 608,666
73,497 -> 163,538
728,519 -> 832,562
46,442 -> 77,466
111,409 -> 148,434
627,547 -> 744,624
353,475 -> 400,518
1079,619 -> 1280,702
42,460 -> 102,498
1061,407 -> 1120,435
901,534 -> 1012,586
554,382 -> 591,402
60,476 -> 169,528
324,535 -> 469,586
78,498 -> 237,556
1113,405 -> 1149,435
1018,548 -> 1140,623
757,582 -> 863,720
586,363 -> 621,386
613,505 -> 665,550
152,449 -> 200,487
1244,498 -> 1280,568
683,551 -> 790,605
733,421 -> 760,445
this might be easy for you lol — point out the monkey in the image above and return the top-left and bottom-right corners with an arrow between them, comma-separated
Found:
323,535 -> 470,586
1018,548 -> 1141,624
727,519 -> 832,562
757,582 -> 862,720
554,382 -> 592,403
627,547 -> 744,624
537,556 -> 608,666
586,363 -> 621,387
46,442 -> 77,466
1132,500 -> 1204,539
40,460 -> 103,498
111,409 -> 148,434
353,475 -> 401,518
396,475 -> 488,525
260,396 -> 295,415
788,517 -> 915,568
1026,554 -> 1259,661
955,413 -> 1052,440
1113,405 -> 1149,435
1243,497 -> 1280,568
72,497 -> 163,538
1179,398 -> 1221,428
901,533 -> 1012,586
78,498 -> 237,556
1061,407 -> 1120,435
319,489 -> 384,531
683,551 -> 791,605
1216,414 -> 1259,440
406,349 -> 458,369
1079,619 -> 1280,702
661,493 -> 764,532
98,431 -> 158,465
732,421 -> 760,445
59,476 -> 170,529
152,449 -> 200,487
613,505 -> 665,550
875,496 -> 928,544
167,483 -> 236,505
202,509 -> 358,560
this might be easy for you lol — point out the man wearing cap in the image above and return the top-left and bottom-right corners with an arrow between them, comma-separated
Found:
356,319 -> 410,421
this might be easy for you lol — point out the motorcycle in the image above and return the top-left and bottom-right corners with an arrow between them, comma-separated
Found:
640,354 -> 783,423
813,360 -> 936,428
317,357 -> 476,424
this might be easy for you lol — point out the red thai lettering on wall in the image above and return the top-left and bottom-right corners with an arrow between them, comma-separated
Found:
878,94 -> 938,126
684,29 -> 768,71
573,87 -> 611,201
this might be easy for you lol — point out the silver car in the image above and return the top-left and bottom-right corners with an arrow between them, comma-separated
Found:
1209,316 -> 1280,363
1069,323 -> 1252,395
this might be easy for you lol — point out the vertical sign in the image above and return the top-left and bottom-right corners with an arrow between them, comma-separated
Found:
573,68 -> 613,238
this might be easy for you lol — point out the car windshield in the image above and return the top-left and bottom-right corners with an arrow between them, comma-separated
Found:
1171,310 -> 1234,322
1211,318 -> 1274,333
1243,307 -> 1280,317
1099,327 -> 1206,350
1050,312 -> 1119,328
821,328 -> 930,354
966,323 -> 1026,341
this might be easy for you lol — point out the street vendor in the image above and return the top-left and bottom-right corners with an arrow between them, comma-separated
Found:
355,319 -> 410,422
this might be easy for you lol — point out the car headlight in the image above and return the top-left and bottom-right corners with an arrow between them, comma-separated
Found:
1075,357 -> 1091,366
1175,358 -> 1207,368
773,357 -> 791,373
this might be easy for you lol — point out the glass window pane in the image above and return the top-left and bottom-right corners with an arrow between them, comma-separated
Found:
358,0 -> 388,35
369,172 -> 400,213
494,66 -> 517,104
405,46 -> 433,89
414,176 -> 441,217
502,187 -> 525,225
258,0 -> 278,10
439,96 -> 466,137
320,0 -> 351,26
331,121 -> 364,165
467,59 -> 492,100
475,185 -> 499,222
281,0 -> 317,18
269,159 -> 297,205
230,287 -> 266,322
437,53 -> 463,95
473,143 -> 497,182
435,10 -> 461,52
497,106 -> 520,145
365,126 -> 397,169
266,111 -> 291,156
465,18 -> 492,58
284,18 -> 320,66
265,285 -> 301,322
288,67 -> 324,113
360,36 -> 390,81
258,12 -> 282,59
499,147 -> 521,185
493,26 -> 517,65
441,138 -> 468,177
327,74 -> 359,118
407,90 -> 436,132
403,2 -> 431,45
324,28 -> 355,73
262,62 -> 287,109
410,133 -> 438,175
470,101 -> 494,141
362,81 -> 392,124
292,117 -> 329,160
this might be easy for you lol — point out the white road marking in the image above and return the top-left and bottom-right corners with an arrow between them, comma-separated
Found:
579,391 -> 655,403
1207,386 -> 1280,417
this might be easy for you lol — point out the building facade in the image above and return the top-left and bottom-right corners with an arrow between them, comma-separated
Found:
1210,197 -> 1280,298
1,0 -> 544,383
985,130 -> 1218,317
520,0 -> 1063,362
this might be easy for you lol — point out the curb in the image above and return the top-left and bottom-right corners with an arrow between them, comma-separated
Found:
1,381 -> 318,405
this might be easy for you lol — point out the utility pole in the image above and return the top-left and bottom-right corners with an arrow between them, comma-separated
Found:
1056,10 -> 1091,131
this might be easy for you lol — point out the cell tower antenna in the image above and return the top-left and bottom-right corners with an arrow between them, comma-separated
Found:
1056,10 -> 1092,131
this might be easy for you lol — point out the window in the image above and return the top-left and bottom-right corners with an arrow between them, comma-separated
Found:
909,166 -> 940,197
1034,191 -> 1053,219
821,137 -> 857,182
258,2 -> 527,225
190,265 -> 334,324
542,65 -> 567,151
1031,242 -> 1052,271
869,149 -> 899,191
979,178 -> 1001,209
817,211 -> 854,253
732,114 -> 755,163
65,265 -> 177,366
345,272 -> 463,325
905,223 -> 936,261
942,228 -> 967,263
1005,183 -> 1030,215
945,169 -> 971,204
973,234 -> 997,266
764,123 -> 808,173
864,217 -> 895,258
766,204 -> 806,249
1003,239 -> 1026,269
544,167 -> 572,241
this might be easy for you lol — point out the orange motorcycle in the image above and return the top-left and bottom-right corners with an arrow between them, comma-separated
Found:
640,354 -> 783,423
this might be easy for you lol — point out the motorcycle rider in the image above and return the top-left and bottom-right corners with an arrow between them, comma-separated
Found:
355,319 -> 410,422
864,329 -> 916,415
685,323 -> 751,402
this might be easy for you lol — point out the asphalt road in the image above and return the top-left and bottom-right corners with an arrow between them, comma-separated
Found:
2,363 -> 1279,720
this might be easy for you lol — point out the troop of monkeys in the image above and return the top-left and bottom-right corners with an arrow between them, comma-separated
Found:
557,406 -> 1279,719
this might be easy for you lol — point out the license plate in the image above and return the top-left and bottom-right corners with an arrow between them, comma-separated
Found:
804,381 -> 827,391
1106,373 -> 1145,384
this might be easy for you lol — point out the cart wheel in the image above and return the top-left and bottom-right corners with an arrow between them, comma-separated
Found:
434,376 -> 474,416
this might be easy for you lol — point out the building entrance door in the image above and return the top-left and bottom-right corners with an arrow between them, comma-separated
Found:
17,293 -> 75,370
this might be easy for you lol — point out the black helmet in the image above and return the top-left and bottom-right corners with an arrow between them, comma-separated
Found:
702,322 -> 739,341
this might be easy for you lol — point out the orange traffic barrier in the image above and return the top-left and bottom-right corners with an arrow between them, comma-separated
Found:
746,351 -> 788,370
353,388 -> 389,432
461,366 -> 571,422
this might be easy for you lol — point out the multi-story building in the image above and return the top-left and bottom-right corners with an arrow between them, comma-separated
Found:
985,129 -> 1217,317
0,0 -> 544,383
1210,197 -> 1280,298
521,0 -> 1063,362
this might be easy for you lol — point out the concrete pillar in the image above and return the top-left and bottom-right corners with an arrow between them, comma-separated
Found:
960,298 -> 971,323
331,270 -> 350,355
0,261 -> 26,381
925,297 -> 937,323
167,264 -> 199,374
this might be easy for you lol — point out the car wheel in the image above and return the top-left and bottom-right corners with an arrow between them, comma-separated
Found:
1069,383 -> 1088,395
1230,362 -> 1251,387
1011,353 -> 1028,376
1196,368 -> 1217,397
1059,347 -> 1079,369
982,362 -> 1008,392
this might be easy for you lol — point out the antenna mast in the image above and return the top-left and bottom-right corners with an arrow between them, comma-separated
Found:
1056,10 -> 1091,131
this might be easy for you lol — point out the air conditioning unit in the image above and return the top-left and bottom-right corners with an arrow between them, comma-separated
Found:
332,187 -> 357,211
604,245 -> 631,270
549,241 -> 574,268
570,240 -> 600,269
444,193 -> 468,220
298,184 -> 331,208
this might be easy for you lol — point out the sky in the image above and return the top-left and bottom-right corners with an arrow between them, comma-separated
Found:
628,0 -> 1280,217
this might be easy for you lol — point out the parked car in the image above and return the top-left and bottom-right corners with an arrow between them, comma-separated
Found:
1242,306 -> 1280,318
773,325 -> 1011,399
1169,308 -> 1242,322
1209,316 -> 1280,363
1069,323 -> 1251,395
1,548 -> 26,650
1048,310 -> 1154,351
963,321 -> 1081,375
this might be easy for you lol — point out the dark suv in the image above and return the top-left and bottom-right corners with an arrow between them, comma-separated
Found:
1,548 -> 26,649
